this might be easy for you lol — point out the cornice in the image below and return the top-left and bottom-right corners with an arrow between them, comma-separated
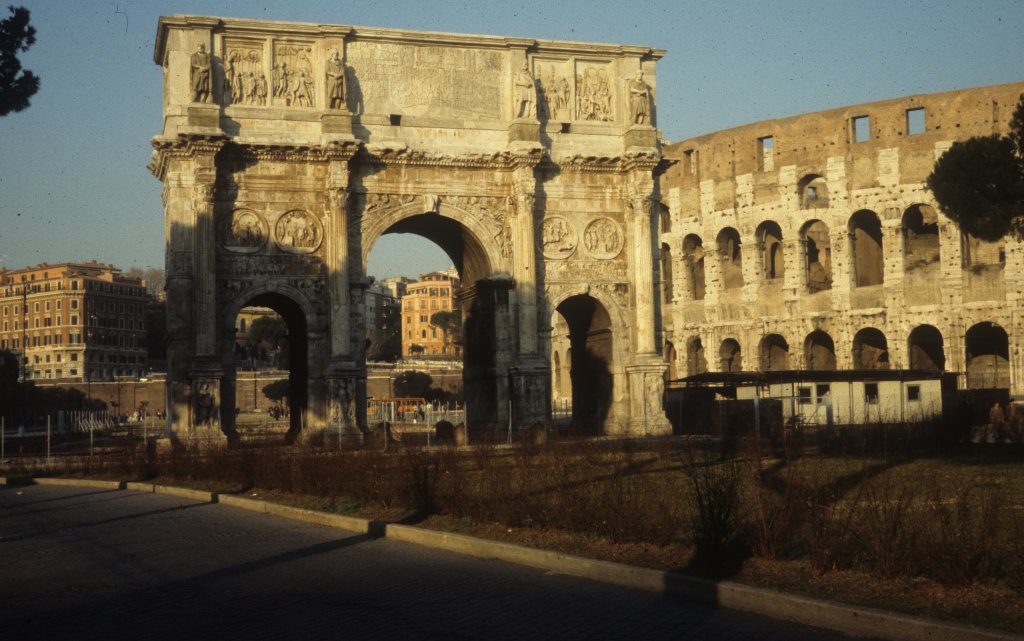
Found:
155,14 -> 664,62
148,134 -> 228,179
548,149 -> 662,174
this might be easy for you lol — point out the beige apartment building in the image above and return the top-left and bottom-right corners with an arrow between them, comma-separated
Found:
0,262 -> 150,382
401,271 -> 461,358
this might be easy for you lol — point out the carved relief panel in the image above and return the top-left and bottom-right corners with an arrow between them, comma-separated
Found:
221,208 -> 268,253
575,60 -> 614,122
274,209 -> 323,253
223,39 -> 268,106
533,59 -> 572,122
583,217 -> 624,259
272,41 -> 317,107
540,216 -> 578,260
345,42 -> 501,118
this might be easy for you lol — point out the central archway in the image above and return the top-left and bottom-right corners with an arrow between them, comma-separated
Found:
362,201 -> 511,433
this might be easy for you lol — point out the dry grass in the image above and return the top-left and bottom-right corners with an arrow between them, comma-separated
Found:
6,435 -> 1024,632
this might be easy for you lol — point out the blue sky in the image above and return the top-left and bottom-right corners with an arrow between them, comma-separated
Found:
2,0 -> 1023,279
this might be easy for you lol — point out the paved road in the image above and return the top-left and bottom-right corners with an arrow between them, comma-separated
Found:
0,484 -> 875,640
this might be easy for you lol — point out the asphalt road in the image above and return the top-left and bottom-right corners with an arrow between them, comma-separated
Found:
0,484 -> 875,641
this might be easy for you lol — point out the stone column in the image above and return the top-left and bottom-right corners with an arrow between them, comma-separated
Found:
323,143 -> 362,443
511,161 -> 540,356
624,170 -> 671,435
626,183 -> 658,356
192,161 -> 218,357
508,156 -> 549,431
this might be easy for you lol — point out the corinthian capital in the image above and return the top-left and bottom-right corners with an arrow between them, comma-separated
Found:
326,186 -> 349,213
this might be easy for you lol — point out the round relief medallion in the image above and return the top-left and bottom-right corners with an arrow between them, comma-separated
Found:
221,209 -> 268,254
274,210 -> 323,254
539,216 -> 577,260
582,217 -> 624,259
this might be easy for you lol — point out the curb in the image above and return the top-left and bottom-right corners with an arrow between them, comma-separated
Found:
32,477 -> 125,490
18,476 -> 1023,641
124,482 -> 218,503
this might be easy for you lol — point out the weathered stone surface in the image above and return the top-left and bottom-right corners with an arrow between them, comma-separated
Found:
659,82 -> 1024,397
150,15 -> 670,440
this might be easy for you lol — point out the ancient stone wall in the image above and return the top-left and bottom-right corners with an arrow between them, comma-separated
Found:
660,82 -> 1024,396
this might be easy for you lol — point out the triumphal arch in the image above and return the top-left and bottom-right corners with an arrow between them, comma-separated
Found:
150,15 -> 670,443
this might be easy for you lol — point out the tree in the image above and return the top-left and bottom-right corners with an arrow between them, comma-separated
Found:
366,326 -> 401,362
393,370 -> 433,399
261,379 -> 289,414
0,6 -> 39,117
245,316 -> 289,368
927,95 -> 1024,242
125,267 -> 166,296
430,310 -> 461,356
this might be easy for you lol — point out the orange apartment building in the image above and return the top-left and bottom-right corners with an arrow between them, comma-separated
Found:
401,271 -> 461,358
0,262 -> 150,382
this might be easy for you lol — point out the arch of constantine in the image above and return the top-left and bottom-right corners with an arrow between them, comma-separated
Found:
150,15 -> 671,442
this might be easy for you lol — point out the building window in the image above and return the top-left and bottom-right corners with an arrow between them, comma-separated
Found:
758,135 -> 774,172
865,382 -> 879,404
71,300 -> 78,309
906,108 -> 925,135
907,385 -> 921,402
798,386 -> 812,405
815,384 -> 830,404
853,115 -> 871,142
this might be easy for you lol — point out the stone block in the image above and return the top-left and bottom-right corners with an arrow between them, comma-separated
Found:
508,119 -> 540,144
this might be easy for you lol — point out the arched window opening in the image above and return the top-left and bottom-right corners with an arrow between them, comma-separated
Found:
801,220 -> 832,293
687,336 -> 707,376
852,328 -> 890,370
660,243 -> 674,303
756,220 -> 785,280
965,322 -> 1010,389
717,227 -> 743,290
759,334 -> 789,371
719,338 -> 742,373
850,210 -> 884,287
805,330 -> 836,371
665,341 -> 678,381
797,174 -> 829,208
908,325 -> 944,372
902,204 -> 940,271
682,234 -> 706,300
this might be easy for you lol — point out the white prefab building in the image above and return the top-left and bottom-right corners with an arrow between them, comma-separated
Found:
676,370 -> 953,428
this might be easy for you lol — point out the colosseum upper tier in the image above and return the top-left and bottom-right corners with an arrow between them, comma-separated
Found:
658,81 -> 1024,396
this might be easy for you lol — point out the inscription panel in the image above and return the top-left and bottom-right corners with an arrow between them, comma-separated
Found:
346,41 -> 502,118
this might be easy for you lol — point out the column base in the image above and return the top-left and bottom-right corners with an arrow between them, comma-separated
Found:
626,360 -> 672,436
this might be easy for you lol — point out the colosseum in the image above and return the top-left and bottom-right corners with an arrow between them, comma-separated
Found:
657,81 -> 1024,401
